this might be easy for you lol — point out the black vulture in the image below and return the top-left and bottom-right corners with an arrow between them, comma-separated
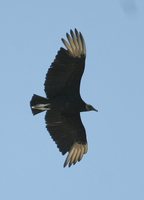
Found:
30,29 -> 98,167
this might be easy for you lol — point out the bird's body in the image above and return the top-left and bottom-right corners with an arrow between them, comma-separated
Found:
50,96 -> 86,113
30,29 -> 97,167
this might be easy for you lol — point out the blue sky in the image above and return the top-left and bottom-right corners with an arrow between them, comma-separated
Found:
0,0 -> 144,199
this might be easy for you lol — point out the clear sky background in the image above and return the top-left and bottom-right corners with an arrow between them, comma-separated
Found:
0,0 -> 144,199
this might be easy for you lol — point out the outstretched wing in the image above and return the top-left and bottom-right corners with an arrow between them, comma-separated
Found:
45,110 -> 88,167
44,29 -> 86,98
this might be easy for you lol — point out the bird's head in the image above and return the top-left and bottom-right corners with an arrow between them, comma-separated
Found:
85,104 -> 98,112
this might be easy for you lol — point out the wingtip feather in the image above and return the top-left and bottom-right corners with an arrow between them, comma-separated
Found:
63,143 -> 88,168
61,29 -> 86,58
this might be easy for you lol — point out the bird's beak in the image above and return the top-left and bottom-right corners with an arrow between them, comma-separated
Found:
93,108 -> 98,112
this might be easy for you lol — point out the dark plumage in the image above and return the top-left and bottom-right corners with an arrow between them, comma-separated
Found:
30,29 -> 98,167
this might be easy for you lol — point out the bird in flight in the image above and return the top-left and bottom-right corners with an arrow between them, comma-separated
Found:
30,29 -> 98,167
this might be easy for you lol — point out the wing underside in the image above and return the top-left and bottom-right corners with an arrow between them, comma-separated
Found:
45,110 -> 88,167
44,29 -> 86,98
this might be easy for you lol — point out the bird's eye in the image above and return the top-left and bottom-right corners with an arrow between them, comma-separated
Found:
85,104 -> 90,111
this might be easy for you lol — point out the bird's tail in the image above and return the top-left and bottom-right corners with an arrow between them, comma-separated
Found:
30,94 -> 50,115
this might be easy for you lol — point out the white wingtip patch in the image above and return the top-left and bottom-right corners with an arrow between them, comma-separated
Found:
61,29 -> 86,58
63,143 -> 88,167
